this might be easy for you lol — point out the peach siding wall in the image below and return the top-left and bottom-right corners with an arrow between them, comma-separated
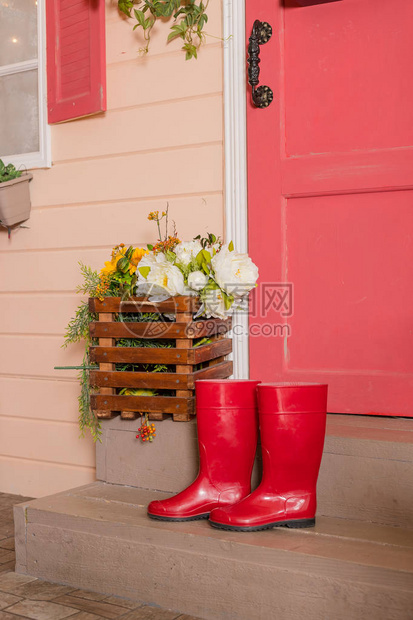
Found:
0,1 -> 224,497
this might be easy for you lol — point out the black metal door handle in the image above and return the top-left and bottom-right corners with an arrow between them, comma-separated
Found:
247,20 -> 273,109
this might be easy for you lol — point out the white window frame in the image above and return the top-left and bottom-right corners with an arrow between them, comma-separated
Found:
0,0 -> 51,169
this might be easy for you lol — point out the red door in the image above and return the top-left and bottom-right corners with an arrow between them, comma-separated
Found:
246,0 -> 413,417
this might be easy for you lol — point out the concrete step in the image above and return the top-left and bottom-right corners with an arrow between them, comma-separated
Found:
14,483 -> 413,620
97,414 -> 413,528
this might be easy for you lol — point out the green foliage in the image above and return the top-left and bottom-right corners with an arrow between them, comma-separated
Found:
195,247 -> 212,276
193,232 -> 222,250
116,312 -> 168,324
78,350 -> 101,442
118,0 -> 209,59
193,336 -> 211,348
76,262 -> 101,297
0,159 -> 22,183
63,263 -> 102,441
63,301 -> 96,348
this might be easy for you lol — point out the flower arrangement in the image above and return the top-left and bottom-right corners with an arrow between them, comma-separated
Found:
135,209 -> 259,319
61,206 -> 258,441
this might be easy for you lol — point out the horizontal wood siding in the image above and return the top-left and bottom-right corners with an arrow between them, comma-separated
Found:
0,1 -> 224,497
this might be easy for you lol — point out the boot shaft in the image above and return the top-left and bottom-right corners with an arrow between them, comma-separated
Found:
195,380 -> 261,488
257,383 -> 328,493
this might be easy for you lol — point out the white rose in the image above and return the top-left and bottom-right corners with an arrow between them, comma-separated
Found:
187,270 -> 209,291
174,240 -> 203,267
202,288 -> 232,320
211,244 -> 259,298
137,252 -> 168,271
136,253 -> 186,299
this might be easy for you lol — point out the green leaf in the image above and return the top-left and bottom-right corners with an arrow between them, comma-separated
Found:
118,0 -> 134,17
117,256 -> 130,273
228,240 -> 234,252
138,266 -> 151,279
201,248 -> 211,263
134,8 -> 146,27
222,290 -> 234,310
195,249 -> 203,268
183,42 -> 198,60
167,30 -> 180,42
147,244 -> 154,250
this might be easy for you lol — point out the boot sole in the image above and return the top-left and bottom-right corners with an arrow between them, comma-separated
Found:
209,518 -> 315,532
148,512 -> 210,522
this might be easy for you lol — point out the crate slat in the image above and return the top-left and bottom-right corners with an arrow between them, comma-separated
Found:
89,296 -> 200,314
175,311 -> 194,407
188,338 -> 232,364
190,361 -> 233,385
91,394 -> 195,415
90,361 -> 233,391
89,346 -> 189,364
89,338 -> 232,365
90,370 -> 191,389
89,318 -> 232,340
96,312 -> 115,419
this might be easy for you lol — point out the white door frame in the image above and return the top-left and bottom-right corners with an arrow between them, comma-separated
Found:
223,0 -> 250,379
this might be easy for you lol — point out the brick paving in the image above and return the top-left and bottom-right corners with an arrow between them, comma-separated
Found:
0,494 -> 199,620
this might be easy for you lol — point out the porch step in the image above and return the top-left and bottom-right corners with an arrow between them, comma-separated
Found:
14,483 -> 413,620
97,413 -> 413,527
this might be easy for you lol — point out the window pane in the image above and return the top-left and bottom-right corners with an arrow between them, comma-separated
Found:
0,0 -> 38,65
0,70 -> 39,156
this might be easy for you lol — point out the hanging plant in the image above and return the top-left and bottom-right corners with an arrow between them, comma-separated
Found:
118,0 -> 209,60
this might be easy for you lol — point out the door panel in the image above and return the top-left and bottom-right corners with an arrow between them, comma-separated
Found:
287,191 -> 413,373
284,0 -> 413,155
246,0 -> 413,416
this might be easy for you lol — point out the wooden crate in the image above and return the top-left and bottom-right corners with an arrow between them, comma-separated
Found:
88,296 -> 233,421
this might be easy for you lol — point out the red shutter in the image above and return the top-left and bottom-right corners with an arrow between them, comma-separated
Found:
46,0 -> 106,124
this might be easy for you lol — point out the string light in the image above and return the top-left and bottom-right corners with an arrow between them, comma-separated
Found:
11,37 -> 18,44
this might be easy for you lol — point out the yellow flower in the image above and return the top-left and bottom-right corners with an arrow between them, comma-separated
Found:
100,252 -> 123,276
100,261 -> 116,276
129,247 -> 148,274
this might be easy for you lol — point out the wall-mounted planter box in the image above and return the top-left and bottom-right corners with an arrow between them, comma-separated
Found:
0,173 -> 33,227
88,296 -> 233,422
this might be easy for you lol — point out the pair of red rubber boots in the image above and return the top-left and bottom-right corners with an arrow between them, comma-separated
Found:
147,380 -> 328,531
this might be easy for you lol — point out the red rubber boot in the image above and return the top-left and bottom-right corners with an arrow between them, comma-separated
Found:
147,379 -> 260,521
209,383 -> 328,531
